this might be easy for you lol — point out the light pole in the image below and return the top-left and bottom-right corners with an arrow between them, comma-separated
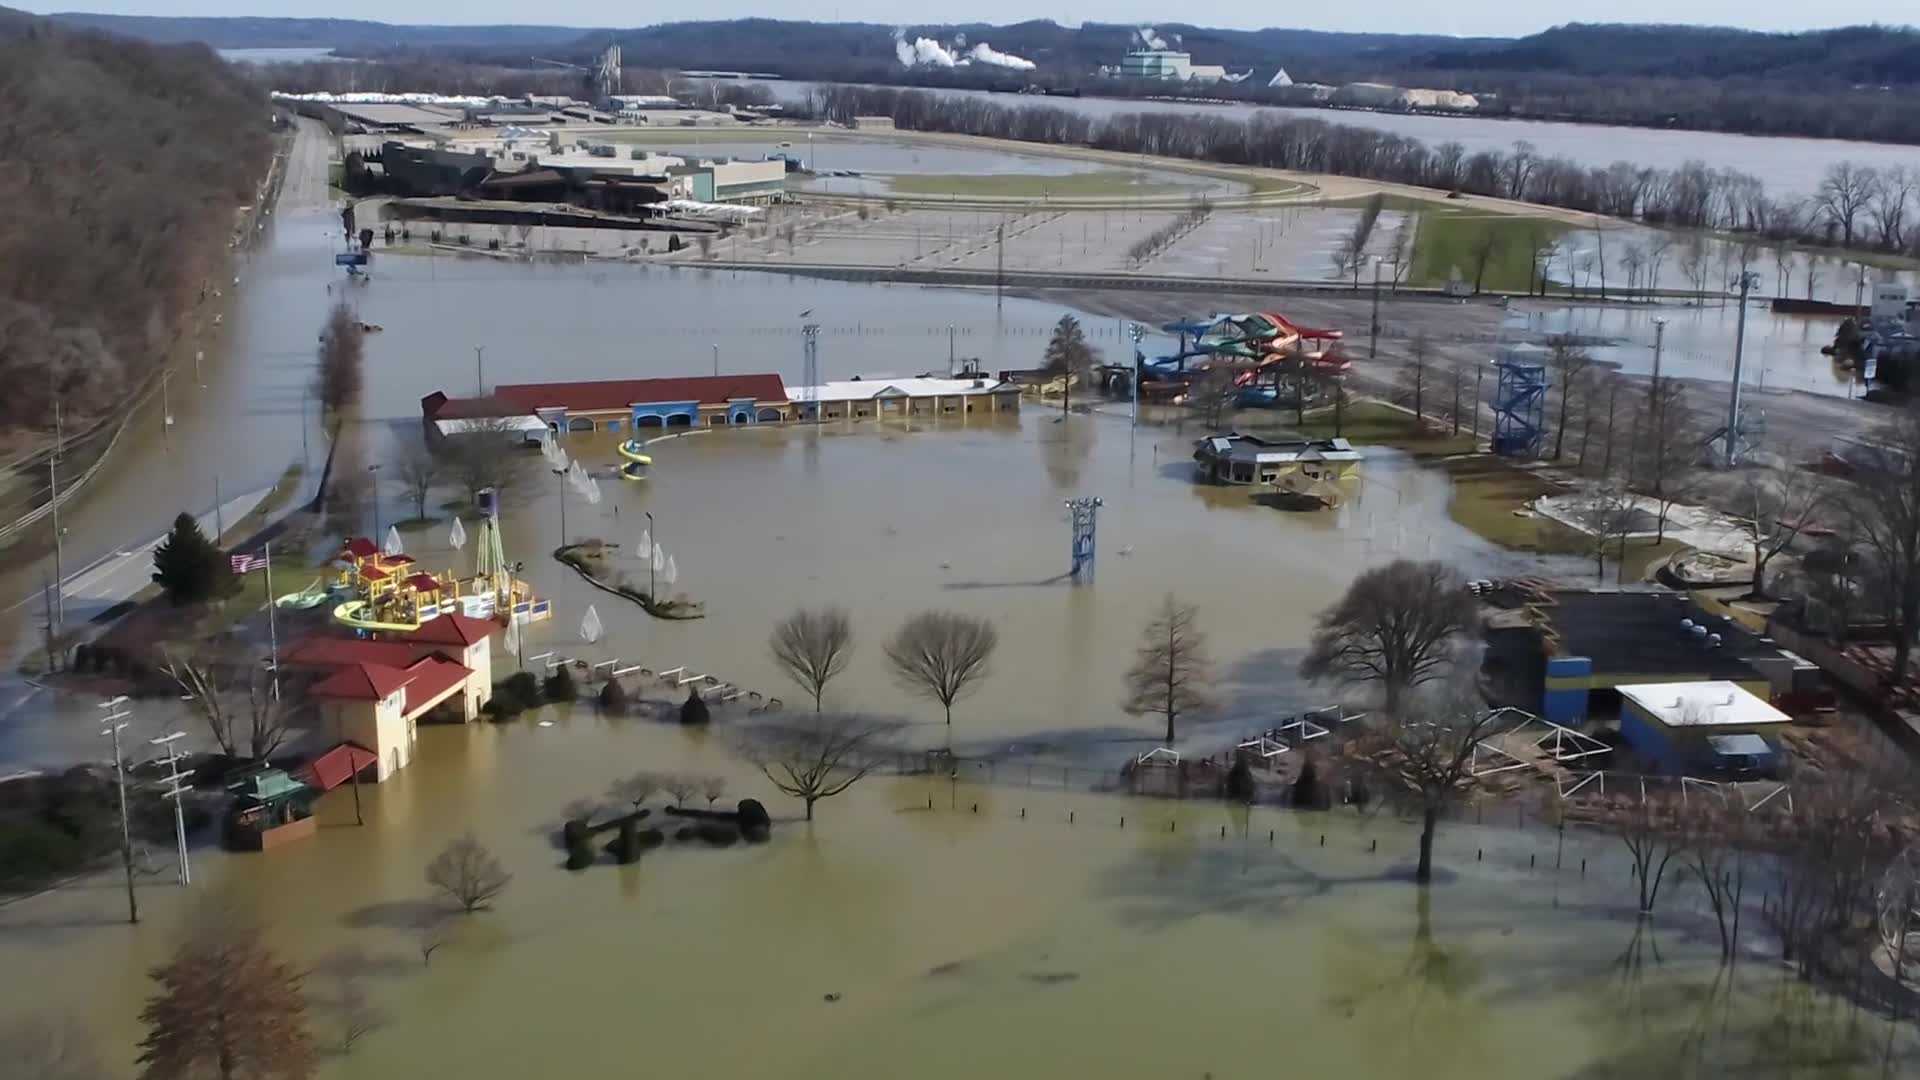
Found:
1369,259 -> 1383,361
48,401 -> 64,638
367,464 -> 383,538
948,324 -> 956,374
712,342 -> 719,377
98,697 -> 138,924
644,510 -> 656,598
1725,271 -> 1760,467
1128,322 -> 1146,426
475,345 -> 486,397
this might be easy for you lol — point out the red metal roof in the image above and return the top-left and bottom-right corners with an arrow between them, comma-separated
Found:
401,612 -> 500,648
310,662 -> 414,703
342,537 -> 379,559
382,554 -> 416,566
399,655 -> 472,714
299,743 -> 378,791
361,565 -> 390,582
487,374 -> 790,413
282,637 -> 423,671
406,573 -> 442,593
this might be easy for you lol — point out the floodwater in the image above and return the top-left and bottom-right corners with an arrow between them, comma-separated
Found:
755,80 -> 1920,200
4,119 -> 1916,1078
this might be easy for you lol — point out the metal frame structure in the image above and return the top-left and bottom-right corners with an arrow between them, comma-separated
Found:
1066,496 -> 1102,582
1492,360 -> 1547,458
1466,708 -> 1613,779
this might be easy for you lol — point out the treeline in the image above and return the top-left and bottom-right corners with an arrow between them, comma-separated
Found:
0,8 -> 271,431
804,85 -> 1920,260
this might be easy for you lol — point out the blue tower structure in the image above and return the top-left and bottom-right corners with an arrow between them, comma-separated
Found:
1492,355 -> 1547,458
1066,497 -> 1102,583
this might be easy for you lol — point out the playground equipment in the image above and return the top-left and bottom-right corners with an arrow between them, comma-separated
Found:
275,579 -> 332,610
1142,311 -> 1350,407
329,487 -> 552,633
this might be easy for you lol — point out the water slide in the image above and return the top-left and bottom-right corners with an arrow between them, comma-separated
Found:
276,579 -> 331,610
617,439 -> 654,481
332,600 -> 422,633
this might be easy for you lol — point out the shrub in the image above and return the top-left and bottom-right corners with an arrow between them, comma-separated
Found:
679,688 -> 709,725
1225,754 -> 1255,805
1292,757 -> 1327,810
501,671 -> 542,710
544,666 -> 577,703
736,798 -> 771,842
597,679 -> 629,715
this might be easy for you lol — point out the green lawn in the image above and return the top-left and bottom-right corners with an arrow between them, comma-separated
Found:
1284,400 -> 1476,458
1409,212 -> 1567,293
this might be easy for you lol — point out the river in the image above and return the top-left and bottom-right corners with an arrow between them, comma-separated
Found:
751,80 -> 1920,201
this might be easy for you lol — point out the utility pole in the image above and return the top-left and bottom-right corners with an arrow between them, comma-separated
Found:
214,473 -> 224,544
1725,272 -> 1760,468
48,401 -> 64,639
644,510 -> 655,599
995,224 -> 1005,313
947,324 -> 955,374
264,540 -> 280,700
161,369 -> 173,445
475,345 -> 486,397
1472,363 -> 1485,442
712,343 -> 719,377
99,697 -> 138,924
151,731 -> 191,886
1128,323 -> 1145,427
1369,260 -> 1382,360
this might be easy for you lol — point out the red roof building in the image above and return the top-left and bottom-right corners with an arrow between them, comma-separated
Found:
298,743 -> 379,792
423,374 -> 793,436
399,612 -> 500,649
342,537 -> 379,559
310,661 -> 415,704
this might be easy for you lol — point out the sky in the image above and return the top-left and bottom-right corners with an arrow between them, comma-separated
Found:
25,2 -> 1919,39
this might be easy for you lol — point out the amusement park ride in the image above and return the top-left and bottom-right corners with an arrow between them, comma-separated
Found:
1133,311 -> 1351,407
281,488 -> 553,634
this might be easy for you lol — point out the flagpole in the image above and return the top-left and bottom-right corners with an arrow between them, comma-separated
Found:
264,541 -> 280,700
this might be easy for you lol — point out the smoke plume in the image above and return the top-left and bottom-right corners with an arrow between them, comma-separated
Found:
894,29 -> 1035,70
1137,26 -> 1170,50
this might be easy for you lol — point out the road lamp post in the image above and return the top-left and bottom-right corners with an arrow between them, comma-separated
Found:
644,510 -> 656,599
366,464 -> 383,538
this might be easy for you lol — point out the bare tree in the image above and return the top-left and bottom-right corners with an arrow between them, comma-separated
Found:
1596,793 -> 1685,916
1845,407 -> 1920,680
739,713 -> 900,821
662,774 -> 697,807
1399,333 -> 1432,424
314,302 -> 365,419
1345,691 -> 1511,884
434,415 -> 531,506
414,911 -> 450,968
425,832 -> 512,914
1678,799 -> 1749,960
1573,482 -> 1642,584
1635,376 -> 1698,543
137,911 -> 316,1080
1188,365 -> 1239,430
883,611 -> 998,726
768,607 -> 854,712
1870,165 -> 1915,252
393,439 -> 441,522
1736,461 -> 1826,599
1301,561 -> 1476,717
608,771 -> 660,812
1545,335 -> 1594,460
1814,162 -> 1879,249
1121,594 -> 1213,744
164,658 -> 294,761
1468,228 -> 1504,294
702,775 -> 727,807
1443,358 -> 1471,437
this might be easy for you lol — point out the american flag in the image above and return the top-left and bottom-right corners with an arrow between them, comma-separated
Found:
229,552 -> 268,575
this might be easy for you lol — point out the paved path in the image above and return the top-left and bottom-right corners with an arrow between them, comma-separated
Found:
2,486 -> 273,623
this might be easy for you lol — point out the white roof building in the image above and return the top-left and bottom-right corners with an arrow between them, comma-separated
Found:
794,377 -> 1012,403
1615,681 -> 1791,730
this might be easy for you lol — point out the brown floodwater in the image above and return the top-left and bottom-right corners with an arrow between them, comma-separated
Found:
3,120 -> 1912,1077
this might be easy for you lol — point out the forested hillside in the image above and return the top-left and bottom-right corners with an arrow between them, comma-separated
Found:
0,7 -> 271,431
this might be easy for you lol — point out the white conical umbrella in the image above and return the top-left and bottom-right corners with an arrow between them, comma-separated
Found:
449,516 -> 468,551
580,604 -> 602,644
635,529 -> 651,560
383,525 -> 403,556
652,545 -> 666,572
662,554 -> 679,585
503,612 -> 520,656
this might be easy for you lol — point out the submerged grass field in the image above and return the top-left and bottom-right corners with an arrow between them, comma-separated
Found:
1409,212 -> 1568,293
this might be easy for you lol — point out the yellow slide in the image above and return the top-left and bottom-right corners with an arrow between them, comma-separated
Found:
617,440 -> 654,466
332,600 -> 422,633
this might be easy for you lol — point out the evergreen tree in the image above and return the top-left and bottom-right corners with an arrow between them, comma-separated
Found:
1042,314 -> 1095,378
150,512 -> 224,606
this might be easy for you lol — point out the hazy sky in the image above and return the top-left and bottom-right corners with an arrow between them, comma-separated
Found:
27,1 -> 1917,38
